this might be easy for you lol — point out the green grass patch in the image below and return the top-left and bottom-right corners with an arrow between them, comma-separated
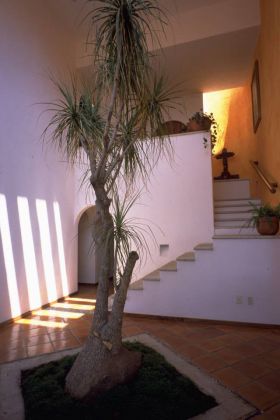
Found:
21,342 -> 217,420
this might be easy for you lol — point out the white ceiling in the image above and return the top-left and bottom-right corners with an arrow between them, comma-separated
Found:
48,0 -> 260,93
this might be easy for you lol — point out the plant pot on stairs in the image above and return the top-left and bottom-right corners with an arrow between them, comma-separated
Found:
256,216 -> 279,235
249,203 -> 280,236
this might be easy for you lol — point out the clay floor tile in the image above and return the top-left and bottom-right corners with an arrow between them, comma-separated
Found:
186,327 -> 226,343
201,334 -> 245,352
267,403 -> 280,418
0,338 -> 25,352
212,367 -> 252,390
193,354 -> 228,372
18,327 -> 49,338
197,337 -> 226,352
259,350 -> 280,369
52,337 -> 81,351
0,347 -> 28,363
48,329 -> 75,342
237,381 -> 280,411
162,322 -> 194,336
153,330 -> 187,349
253,413 -> 278,420
215,324 -> 247,334
227,342 -> 263,358
176,342 -> 207,360
215,347 -> 245,365
233,359 -> 273,379
23,334 -> 51,347
258,371 -> 280,394
27,342 -> 54,357
122,325 -> 144,337
249,337 -> 279,353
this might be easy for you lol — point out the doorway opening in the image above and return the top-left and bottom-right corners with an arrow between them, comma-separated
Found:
78,206 -> 98,285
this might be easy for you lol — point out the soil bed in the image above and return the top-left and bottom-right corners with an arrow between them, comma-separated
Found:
21,342 -> 217,420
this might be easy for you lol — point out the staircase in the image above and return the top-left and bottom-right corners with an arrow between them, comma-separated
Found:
214,179 -> 260,237
119,179 -> 280,325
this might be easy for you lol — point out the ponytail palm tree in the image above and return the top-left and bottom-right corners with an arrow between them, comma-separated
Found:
46,0 -> 177,400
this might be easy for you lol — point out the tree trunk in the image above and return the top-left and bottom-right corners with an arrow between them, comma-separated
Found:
65,184 -> 140,400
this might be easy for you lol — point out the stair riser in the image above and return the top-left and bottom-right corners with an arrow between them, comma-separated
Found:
213,180 -> 250,200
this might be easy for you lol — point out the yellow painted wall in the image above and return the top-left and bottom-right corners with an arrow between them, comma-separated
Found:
254,0 -> 280,205
204,0 -> 280,204
204,86 -> 258,197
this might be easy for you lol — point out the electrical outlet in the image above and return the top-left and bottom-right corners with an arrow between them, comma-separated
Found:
248,297 -> 254,305
236,296 -> 243,304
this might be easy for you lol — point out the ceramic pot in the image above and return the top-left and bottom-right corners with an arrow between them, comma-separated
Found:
256,216 -> 279,235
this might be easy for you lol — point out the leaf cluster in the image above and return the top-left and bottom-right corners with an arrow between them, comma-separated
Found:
248,202 -> 280,227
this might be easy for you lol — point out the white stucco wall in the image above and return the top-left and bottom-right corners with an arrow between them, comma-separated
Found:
0,1 -> 77,323
75,132 -> 214,284
128,132 -> 214,281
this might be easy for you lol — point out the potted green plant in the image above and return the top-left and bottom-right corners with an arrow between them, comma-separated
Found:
187,110 -> 215,131
248,203 -> 280,235
187,110 -> 218,151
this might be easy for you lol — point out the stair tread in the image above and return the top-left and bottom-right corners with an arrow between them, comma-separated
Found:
214,209 -> 253,213
177,252 -> 195,261
129,279 -> 144,290
144,270 -> 161,281
214,197 -> 253,202
194,243 -> 213,250
160,261 -> 177,271
214,234 -> 280,239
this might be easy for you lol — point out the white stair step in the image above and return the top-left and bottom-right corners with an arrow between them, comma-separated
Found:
177,252 -> 195,261
144,270 -> 160,281
214,227 -> 257,235
214,199 -> 261,207
213,234 -> 280,239
129,279 -> 144,290
215,220 -> 251,227
214,206 -> 256,214
160,261 -> 177,271
194,243 -> 213,251
215,213 -> 252,221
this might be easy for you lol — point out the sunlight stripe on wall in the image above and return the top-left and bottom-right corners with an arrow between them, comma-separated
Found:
53,202 -> 69,296
17,196 -> 41,309
0,194 -> 21,317
36,199 -> 57,303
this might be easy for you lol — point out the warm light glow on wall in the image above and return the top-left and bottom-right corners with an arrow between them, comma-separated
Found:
0,194 -> 21,317
36,199 -> 57,302
203,88 -> 240,155
17,196 -> 41,309
53,202 -> 69,296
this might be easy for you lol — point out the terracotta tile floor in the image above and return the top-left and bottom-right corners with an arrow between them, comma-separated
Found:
1,284 -> 280,418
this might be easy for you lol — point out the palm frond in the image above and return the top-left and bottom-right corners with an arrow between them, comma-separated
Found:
110,190 -> 157,288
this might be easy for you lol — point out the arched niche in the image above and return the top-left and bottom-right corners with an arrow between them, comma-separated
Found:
78,206 -> 98,284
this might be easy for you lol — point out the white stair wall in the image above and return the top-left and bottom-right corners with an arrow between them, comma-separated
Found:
125,237 -> 280,324
122,179 -> 280,325
125,132 -> 214,283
